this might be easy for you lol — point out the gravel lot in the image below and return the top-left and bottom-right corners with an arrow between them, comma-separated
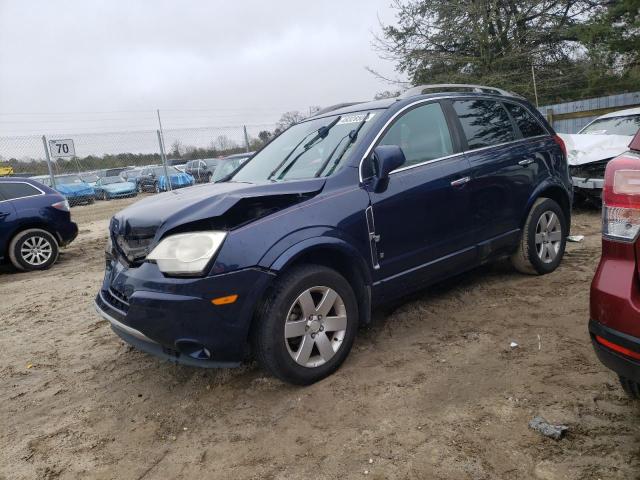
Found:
1,198 -> 639,480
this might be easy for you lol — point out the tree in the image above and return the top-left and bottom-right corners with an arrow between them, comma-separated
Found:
169,140 -> 184,158
214,135 -> 235,152
374,0 -> 639,104
258,130 -> 273,144
276,111 -> 306,132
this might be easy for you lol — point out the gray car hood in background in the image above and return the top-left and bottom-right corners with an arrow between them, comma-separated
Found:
559,133 -> 633,166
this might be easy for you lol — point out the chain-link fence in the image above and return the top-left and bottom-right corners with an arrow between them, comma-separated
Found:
0,123 -> 276,211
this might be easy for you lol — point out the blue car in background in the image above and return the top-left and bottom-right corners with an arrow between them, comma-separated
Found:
137,166 -> 194,192
96,84 -> 572,385
35,174 -> 95,206
0,177 -> 78,271
94,176 -> 138,201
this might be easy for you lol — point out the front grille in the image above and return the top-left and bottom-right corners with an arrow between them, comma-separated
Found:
103,287 -> 130,314
570,159 -> 611,179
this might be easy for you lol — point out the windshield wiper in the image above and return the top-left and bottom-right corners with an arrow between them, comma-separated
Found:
267,116 -> 341,181
314,112 -> 370,177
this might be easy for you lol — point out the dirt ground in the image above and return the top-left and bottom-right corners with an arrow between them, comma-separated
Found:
1,198 -> 639,480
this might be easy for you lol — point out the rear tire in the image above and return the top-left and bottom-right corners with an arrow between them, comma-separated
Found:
511,197 -> 567,275
8,228 -> 59,271
252,264 -> 358,385
619,376 -> 640,399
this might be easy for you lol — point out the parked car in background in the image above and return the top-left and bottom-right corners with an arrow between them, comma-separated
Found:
212,152 -> 253,182
96,84 -> 572,384
0,165 -> 14,176
560,107 -> 640,204
0,177 -> 77,271
94,176 -> 138,201
33,174 -> 95,206
590,130 -> 640,399
80,173 -> 100,189
168,159 -> 187,173
120,167 -> 144,184
185,158 -> 219,183
137,166 -> 194,193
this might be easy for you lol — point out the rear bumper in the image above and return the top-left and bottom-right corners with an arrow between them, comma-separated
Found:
590,319 -> 640,384
58,221 -> 78,246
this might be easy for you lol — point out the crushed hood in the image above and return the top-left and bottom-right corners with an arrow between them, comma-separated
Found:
111,178 -> 326,241
559,133 -> 633,166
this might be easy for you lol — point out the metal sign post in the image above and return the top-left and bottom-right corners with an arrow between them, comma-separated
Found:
156,130 -> 172,191
243,125 -> 250,153
42,135 -> 56,189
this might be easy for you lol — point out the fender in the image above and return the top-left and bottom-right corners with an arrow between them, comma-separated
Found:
261,228 -> 373,286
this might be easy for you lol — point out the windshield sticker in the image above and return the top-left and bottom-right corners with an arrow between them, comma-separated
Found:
337,113 -> 376,125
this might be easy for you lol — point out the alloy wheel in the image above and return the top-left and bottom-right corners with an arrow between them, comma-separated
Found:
20,235 -> 53,266
535,210 -> 562,264
284,286 -> 348,368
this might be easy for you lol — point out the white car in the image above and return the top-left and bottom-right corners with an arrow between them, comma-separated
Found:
559,107 -> 640,202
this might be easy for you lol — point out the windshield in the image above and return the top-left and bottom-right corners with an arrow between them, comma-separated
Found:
213,159 -> 242,182
152,167 -> 178,176
232,111 -> 377,182
580,115 -> 640,136
81,174 -> 98,182
56,175 -> 83,184
124,170 -> 141,178
101,176 -> 123,185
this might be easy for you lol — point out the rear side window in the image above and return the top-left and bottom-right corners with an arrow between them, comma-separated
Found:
504,102 -> 546,138
0,182 -> 42,200
453,100 -> 515,149
378,102 -> 454,167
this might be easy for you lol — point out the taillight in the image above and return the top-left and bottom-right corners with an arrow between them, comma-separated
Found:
553,134 -> 567,158
603,152 -> 640,241
52,199 -> 70,212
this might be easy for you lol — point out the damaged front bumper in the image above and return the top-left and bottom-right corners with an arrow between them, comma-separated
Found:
95,259 -> 276,366
572,176 -> 604,190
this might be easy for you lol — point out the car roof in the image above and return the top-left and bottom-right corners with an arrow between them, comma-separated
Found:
309,91 -> 528,121
596,106 -> 640,120
0,176 -> 39,183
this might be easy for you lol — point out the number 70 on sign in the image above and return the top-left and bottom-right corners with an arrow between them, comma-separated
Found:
49,139 -> 75,157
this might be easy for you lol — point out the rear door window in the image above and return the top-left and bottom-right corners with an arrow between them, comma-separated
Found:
378,102 -> 454,167
504,102 -> 546,138
0,182 -> 42,200
453,100 -> 516,150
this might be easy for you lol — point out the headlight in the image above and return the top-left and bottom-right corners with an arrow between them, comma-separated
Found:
147,231 -> 227,275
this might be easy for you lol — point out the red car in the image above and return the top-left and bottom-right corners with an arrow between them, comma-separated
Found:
590,129 -> 640,398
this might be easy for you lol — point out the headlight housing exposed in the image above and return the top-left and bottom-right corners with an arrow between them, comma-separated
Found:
147,231 -> 227,276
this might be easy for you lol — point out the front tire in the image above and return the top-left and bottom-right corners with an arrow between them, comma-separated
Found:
8,228 -> 59,271
511,197 -> 567,275
154,182 -> 160,193
252,264 -> 358,385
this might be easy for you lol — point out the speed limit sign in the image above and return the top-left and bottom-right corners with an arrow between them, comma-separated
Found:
49,139 -> 75,157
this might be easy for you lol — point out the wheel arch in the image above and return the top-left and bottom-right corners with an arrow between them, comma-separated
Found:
524,181 -> 572,232
258,237 -> 373,329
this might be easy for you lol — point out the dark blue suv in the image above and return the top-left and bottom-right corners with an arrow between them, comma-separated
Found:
0,178 -> 78,271
95,85 -> 572,384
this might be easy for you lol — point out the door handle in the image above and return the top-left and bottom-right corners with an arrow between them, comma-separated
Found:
0,212 -> 9,219
519,158 -> 535,166
450,176 -> 471,187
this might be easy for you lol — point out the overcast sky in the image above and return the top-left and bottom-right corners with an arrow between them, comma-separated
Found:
0,0 -> 405,137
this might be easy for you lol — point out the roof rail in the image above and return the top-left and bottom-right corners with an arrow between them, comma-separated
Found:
311,102 -> 364,117
400,84 -> 520,99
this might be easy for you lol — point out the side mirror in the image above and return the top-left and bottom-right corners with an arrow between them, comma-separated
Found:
370,145 -> 406,192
